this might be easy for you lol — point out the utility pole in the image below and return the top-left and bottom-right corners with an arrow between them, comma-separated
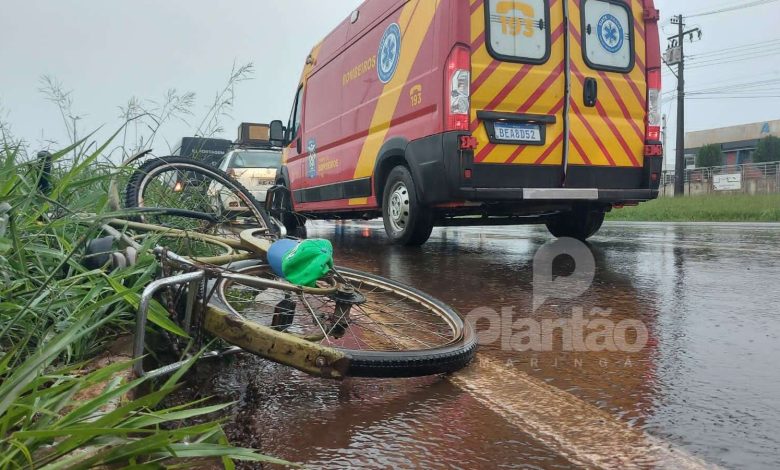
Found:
673,15 -> 686,197
662,114 -> 668,160
667,15 -> 702,197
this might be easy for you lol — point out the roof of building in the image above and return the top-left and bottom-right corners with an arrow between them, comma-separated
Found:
685,120 -> 780,150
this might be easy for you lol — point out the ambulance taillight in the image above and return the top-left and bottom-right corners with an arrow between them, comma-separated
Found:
446,44 -> 471,131
646,68 -> 662,142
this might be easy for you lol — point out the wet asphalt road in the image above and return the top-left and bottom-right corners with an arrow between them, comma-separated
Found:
186,221 -> 780,469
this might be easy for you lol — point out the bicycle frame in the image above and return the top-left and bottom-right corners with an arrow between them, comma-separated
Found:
132,265 -> 349,380
101,218 -> 353,379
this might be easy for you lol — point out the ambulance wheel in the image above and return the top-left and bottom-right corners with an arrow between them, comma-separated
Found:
289,223 -> 307,240
382,166 -> 434,246
276,179 -> 308,239
280,213 -> 307,239
545,208 -> 605,241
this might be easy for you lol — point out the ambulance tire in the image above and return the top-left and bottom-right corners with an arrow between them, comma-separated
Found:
276,179 -> 307,239
290,223 -> 307,240
545,209 -> 605,241
382,166 -> 434,246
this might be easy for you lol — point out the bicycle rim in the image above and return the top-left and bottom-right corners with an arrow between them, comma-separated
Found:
125,157 -> 273,256
210,262 -> 477,378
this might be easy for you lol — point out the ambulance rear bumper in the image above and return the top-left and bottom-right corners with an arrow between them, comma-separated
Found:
456,188 -> 658,203
405,132 -> 661,206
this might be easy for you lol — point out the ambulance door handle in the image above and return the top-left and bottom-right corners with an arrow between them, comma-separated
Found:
296,137 -> 302,154
583,78 -> 598,107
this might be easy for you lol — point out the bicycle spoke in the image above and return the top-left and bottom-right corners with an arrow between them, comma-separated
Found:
299,293 -> 333,344
219,266 -> 459,354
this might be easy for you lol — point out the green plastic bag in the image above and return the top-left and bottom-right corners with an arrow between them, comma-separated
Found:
281,239 -> 334,287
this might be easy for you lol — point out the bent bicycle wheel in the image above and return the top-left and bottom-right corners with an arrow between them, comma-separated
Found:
208,261 -> 477,378
125,157 -> 273,242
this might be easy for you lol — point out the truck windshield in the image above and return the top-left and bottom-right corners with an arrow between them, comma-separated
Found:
229,151 -> 282,169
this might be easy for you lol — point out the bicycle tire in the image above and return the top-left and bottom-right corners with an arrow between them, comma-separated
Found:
125,207 -> 220,224
124,156 -> 273,232
207,261 -> 477,378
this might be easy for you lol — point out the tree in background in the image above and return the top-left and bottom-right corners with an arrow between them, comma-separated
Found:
696,144 -> 724,168
754,135 -> 780,163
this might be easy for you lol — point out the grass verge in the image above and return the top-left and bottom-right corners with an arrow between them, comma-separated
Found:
606,194 -> 780,222
0,139 -> 288,468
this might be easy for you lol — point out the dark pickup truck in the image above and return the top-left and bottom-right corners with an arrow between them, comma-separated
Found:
175,137 -> 232,167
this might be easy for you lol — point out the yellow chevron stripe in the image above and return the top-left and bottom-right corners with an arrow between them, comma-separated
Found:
630,0 -> 647,86
569,113 -> 613,166
567,0 -> 644,167
470,43 -> 493,87
473,1 -> 567,166
470,1 -> 484,44
567,133 -> 588,165
481,78 -> 566,165
349,0 -> 440,206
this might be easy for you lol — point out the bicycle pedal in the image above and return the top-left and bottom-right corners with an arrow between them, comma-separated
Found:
271,298 -> 296,331
83,237 -> 140,271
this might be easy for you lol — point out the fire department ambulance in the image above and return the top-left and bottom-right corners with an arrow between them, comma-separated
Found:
268,0 -> 663,245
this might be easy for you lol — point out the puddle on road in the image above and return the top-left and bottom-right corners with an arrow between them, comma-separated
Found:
185,356 -> 574,469
176,222 -> 780,469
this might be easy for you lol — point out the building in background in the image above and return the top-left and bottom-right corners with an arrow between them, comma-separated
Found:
684,120 -> 780,168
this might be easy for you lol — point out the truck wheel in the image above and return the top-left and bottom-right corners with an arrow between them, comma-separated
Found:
546,209 -> 605,241
382,166 -> 434,246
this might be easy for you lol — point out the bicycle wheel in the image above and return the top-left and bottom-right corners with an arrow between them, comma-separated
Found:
208,261 -> 477,378
125,157 -> 273,238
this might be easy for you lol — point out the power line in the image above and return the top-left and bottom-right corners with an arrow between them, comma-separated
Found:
687,95 -> 780,100
686,50 -> 780,70
685,0 -> 780,18
688,90 -> 780,96
685,48 -> 780,69
663,77 -> 780,94
689,48 -> 780,64
690,39 -> 780,59
688,78 -> 780,92
661,74 -> 780,108
679,0 -> 760,15
662,80 -> 780,97
666,69 -> 780,80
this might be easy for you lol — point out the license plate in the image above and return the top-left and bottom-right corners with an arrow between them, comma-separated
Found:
494,122 -> 542,142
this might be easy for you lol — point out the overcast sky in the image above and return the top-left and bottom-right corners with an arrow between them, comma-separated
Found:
1,0 -> 778,162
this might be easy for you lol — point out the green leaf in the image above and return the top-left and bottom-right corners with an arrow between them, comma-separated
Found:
155,444 -> 295,465
0,313 -> 97,417
124,402 -> 233,428
0,236 -> 11,253
104,275 -> 188,338
14,427 -> 158,439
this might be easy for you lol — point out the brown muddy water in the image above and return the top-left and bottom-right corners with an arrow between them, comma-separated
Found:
180,222 -> 780,469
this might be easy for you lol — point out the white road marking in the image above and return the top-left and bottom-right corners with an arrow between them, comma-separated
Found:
450,356 -> 719,469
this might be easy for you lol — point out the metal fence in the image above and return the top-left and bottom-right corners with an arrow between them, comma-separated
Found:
659,162 -> 780,197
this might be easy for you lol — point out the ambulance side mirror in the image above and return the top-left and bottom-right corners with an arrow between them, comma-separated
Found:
270,120 -> 285,144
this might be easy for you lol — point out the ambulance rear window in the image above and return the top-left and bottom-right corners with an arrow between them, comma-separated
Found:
486,0 -> 550,64
582,0 -> 634,72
